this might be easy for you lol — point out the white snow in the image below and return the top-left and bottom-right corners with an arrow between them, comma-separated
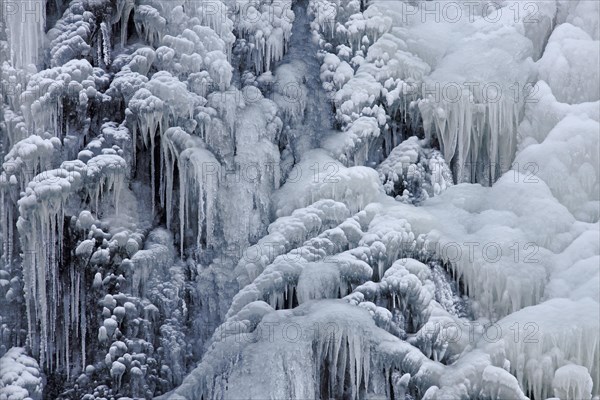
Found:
538,23 -> 600,104
553,364 -> 594,400
273,149 -> 382,217
0,347 -> 43,400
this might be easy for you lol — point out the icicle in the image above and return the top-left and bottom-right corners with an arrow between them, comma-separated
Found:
6,0 -> 45,68
64,294 -> 69,379
1,188 -> 6,263
81,275 -> 86,369
17,166 -> 84,371
0,187 -> 8,264
196,169 -> 204,250
179,159 -> 186,257
100,22 -> 111,66
117,0 -> 134,46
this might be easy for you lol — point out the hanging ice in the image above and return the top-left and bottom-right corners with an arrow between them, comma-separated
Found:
4,0 -> 45,68
1,0 -> 599,397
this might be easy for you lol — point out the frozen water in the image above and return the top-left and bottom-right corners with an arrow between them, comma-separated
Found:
1,0 -> 598,398
0,347 -> 43,400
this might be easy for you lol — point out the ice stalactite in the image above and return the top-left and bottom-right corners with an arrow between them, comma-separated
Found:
418,88 -> 523,185
173,198 -> 537,399
310,0 -> 429,167
343,7 -> 391,53
331,71 -> 387,131
99,22 -> 111,66
478,365 -> 529,400
113,0 -> 134,47
126,87 -> 163,211
552,364 -> 594,400
130,229 -> 174,298
16,164 -> 84,370
0,136 -> 62,287
162,300 -> 440,400
1,136 -> 62,192
186,84 -> 290,341
312,311 -> 372,400
110,360 -> 126,391
127,71 -> 203,212
226,216 -> 359,318
4,0 -> 45,69
1,66 -> 32,146
217,87 -> 282,249
234,0 -> 294,73
353,259 -> 434,333
162,128 -> 219,255
403,1 -> 543,185
228,200 -> 424,319
307,0 -> 338,41
0,0 -> 597,396
15,143 -> 126,371
321,116 -> 381,166
191,0 -> 235,60
134,5 -> 167,47
310,0 -> 559,185
487,298 -> 600,399
84,154 -> 127,215
78,135 -> 129,220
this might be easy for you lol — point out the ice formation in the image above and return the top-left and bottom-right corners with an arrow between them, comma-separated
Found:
5,0 -> 45,69
1,0 -> 598,398
377,136 -> 452,204
0,347 -> 43,400
161,127 -> 219,255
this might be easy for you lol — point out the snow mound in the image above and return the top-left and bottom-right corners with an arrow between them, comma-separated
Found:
0,347 -> 43,400
378,136 -> 452,204
274,149 -> 383,217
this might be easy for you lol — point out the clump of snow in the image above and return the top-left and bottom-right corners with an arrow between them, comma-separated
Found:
538,23 -> 600,104
1,135 -> 61,191
20,59 -> 109,137
130,228 -> 174,297
273,149 -> 382,217
487,298 -> 600,399
235,0 -> 295,73
378,136 -> 452,204
553,364 -> 594,400
235,199 -> 350,287
321,116 -> 380,166
0,347 -> 43,400
134,5 -> 166,47
162,301 -> 436,400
